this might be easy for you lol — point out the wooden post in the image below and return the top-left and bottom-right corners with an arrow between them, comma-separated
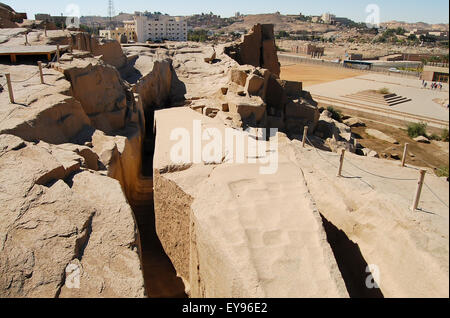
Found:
401,143 -> 409,167
69,37 -> 73,53
302,126 -> 309,148
5,73 -> 14,104
411,169 -> 426,211
24,33 -> 29,46
44,26 -> 47,37
38,61 -> 44,84
337,149 -> 345,177
56,45 -> 60,63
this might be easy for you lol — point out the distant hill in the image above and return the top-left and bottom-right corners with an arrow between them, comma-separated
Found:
79,12 -> 449,35
196,13 -> 342,34
380,21 -> 449,31
80,13 -> 134,28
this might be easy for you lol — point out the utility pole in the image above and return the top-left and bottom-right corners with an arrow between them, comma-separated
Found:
108,0 -> 115,29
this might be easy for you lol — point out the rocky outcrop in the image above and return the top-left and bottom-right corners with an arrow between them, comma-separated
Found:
0,46 -> 176,297
0,3 -> 26,28
69,33 -> 128,69
0,65 -> 89,145
0,94 -> 91,144
224,24 -> 281,78
315,110 -> 356,153
133,58 -> 180,110
0,135 -> 145,297
59,58 -> 134,135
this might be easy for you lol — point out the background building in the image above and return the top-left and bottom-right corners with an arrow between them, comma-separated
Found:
134,13 -> 187,42
99,27 -> 137,42
35,13 -> 67,27
321,13 -> 336,24
422,64 -> 449,83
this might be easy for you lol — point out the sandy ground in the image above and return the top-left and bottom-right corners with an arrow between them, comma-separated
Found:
280,63 -> 363,87
349,117 -> 449,174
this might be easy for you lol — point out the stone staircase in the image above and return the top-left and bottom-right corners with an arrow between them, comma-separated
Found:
343,90 -> 411,107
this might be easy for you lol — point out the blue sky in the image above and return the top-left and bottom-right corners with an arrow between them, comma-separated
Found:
4,0 -> 449,23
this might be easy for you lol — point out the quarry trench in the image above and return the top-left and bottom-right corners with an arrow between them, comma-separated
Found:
124,89 -> 383,299
128,107 -> 187,298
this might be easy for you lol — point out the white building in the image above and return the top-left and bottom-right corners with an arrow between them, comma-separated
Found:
321,13 -> 336,24
134,14 -> 187,42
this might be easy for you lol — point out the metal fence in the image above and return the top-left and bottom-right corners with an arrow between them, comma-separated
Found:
278,53 -> 421,79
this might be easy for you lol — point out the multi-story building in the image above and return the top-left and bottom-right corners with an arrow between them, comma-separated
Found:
99,27 -> 137,42
123,20 -> 136,35
321,13 -> 336,24
134,13 -> 187,42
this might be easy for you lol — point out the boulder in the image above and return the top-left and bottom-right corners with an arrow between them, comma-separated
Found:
362,148 -> 379,158
0,137 -> 145,297
229,68 -> 248,87
227,94 -> 266,123
315,111 -> 355,153
245,74 -> 265,96
224,24 -> 281,77
365,129 -> 399,144
64,62 -> 128,116
414,135 -> 430,144
285,100 -> 320,134
265,76 -> 287,115
69,33 -> 128,69
279,80 -> 303,99
344,117 -> 366,127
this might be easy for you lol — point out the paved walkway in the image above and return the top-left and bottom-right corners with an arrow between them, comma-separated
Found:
307,73 -> 449,123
